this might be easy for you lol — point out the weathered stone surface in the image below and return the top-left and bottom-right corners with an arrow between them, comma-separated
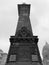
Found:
6,62 -> 42,65
5,3 -> 42,65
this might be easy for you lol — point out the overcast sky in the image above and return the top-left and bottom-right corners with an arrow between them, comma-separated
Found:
0,0 -> 49,59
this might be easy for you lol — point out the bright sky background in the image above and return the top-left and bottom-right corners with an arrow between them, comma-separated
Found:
0,0 -> 49,59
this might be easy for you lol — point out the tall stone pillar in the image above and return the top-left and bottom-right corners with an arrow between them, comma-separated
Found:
5,3 -> 43,65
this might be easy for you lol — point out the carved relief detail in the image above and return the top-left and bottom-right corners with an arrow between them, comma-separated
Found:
16,26 -> 33,37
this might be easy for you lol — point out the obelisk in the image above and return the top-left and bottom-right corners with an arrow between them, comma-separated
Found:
5,3 -> 43,65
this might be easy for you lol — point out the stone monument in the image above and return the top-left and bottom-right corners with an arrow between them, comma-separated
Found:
5,3 -> 43,65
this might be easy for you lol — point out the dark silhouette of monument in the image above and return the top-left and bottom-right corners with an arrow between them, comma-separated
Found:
5,3 -> 43,65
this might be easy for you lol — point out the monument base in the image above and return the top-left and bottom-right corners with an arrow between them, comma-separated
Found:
5,62 -> 41,65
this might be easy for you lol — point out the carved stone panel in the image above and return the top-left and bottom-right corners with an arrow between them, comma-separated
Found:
16,26 -> 33,37
17,45 -> 31,61
9,55 -> 16,61
32,55 -> 38,61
